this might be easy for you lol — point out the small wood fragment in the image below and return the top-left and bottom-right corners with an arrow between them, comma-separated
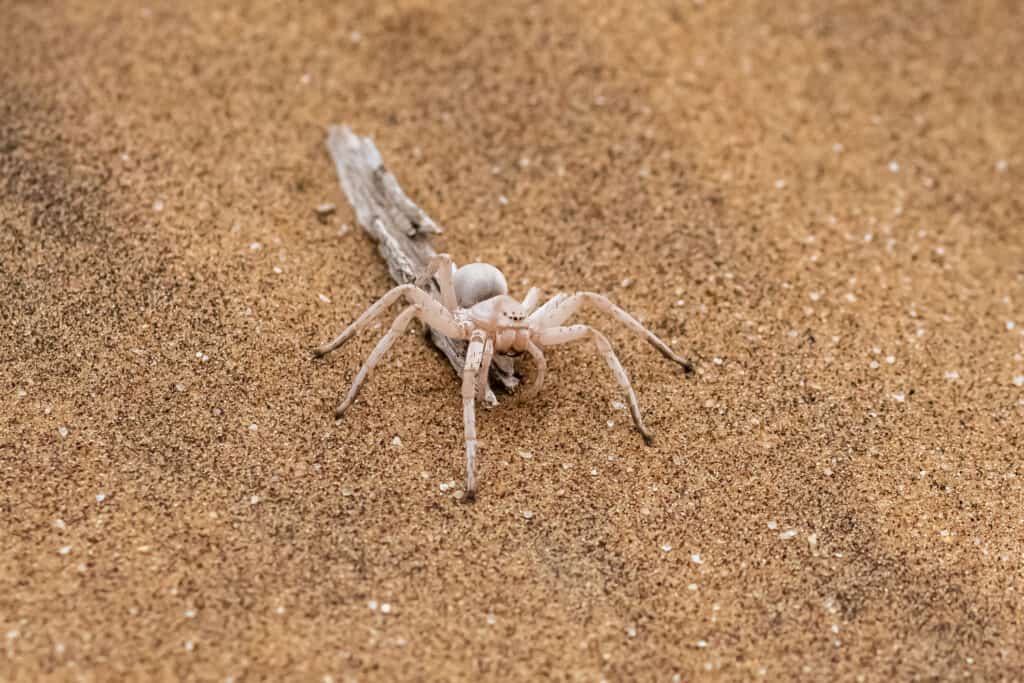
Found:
324,125 -> 518,396
314,202 -> 337,222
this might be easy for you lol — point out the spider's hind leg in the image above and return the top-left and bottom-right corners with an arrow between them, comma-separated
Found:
314,284 -> 465,358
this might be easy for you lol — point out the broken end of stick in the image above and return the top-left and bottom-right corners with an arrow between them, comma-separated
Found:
327,124 -> 382,167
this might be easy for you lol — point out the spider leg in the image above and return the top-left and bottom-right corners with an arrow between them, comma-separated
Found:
414,253 -> 458,311
536,324 -> 654,445
475,338 -> 494,402
526,292 -> 567,326
519,340 -> 547,400
334,305 -> 419,418
462,332 -> 487,499
530,292 -> 692,372
521,287 -> 541,314
314,283 -> 465,357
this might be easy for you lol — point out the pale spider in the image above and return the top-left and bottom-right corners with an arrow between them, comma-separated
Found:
313,254 -> 692,499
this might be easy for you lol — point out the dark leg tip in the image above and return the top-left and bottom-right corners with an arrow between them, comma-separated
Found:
313,343 -> 335,359
333,407 -> 348,420
681,361 -> 694,375
642,433 -> 654,446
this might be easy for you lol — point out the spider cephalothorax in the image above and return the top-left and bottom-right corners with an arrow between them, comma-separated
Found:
468,296 -> 532,352
314,254 -> 692,499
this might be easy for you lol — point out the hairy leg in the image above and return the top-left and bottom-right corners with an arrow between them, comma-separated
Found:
530,292 -> 692,372
314,283 -> 466,357
536,324 -> 654,444
462,333 -> 486,499
334,305 -> 420,418
414,253 -> 458,311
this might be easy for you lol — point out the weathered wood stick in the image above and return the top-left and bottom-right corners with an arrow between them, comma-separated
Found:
325,125 -> 518,397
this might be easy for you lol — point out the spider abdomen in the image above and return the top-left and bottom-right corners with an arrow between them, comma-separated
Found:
453,263 -> 508,308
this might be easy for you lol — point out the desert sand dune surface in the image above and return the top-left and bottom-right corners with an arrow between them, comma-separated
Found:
2,2 -> 1023,680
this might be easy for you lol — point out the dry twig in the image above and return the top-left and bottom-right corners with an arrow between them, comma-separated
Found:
324,125 -> 518,397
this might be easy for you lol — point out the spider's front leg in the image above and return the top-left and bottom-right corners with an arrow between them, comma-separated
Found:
518,339 -> 547,400
536,324 -> 654,445
475,338 -> 494,402
462,331 -> 487,500
529,291 -> 693,372
522,287 -> 541,314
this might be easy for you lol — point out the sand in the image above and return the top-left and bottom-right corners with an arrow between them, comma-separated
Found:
2,1 -> 1023,680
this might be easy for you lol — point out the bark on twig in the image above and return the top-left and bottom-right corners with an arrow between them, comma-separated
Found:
325,125 -> 518,396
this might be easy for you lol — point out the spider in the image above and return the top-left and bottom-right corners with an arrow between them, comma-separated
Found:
313,254 -> 693,499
